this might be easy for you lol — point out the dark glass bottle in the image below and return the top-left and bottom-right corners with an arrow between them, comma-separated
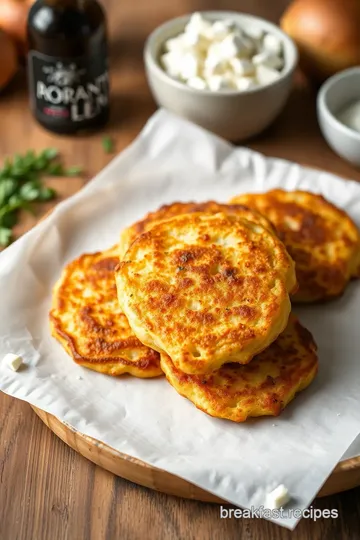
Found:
27,0 -> 110,134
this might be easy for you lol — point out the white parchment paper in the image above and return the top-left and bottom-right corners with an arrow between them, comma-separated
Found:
1,110 -> 360,530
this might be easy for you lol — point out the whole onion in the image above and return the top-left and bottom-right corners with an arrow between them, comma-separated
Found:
0,29 -> 18,90
0,0 -> 34,54
281,0 -> 360,82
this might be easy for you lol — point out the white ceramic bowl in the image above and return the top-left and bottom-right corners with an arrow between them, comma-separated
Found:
317,67 -> 360,168
144,11 -> 298,141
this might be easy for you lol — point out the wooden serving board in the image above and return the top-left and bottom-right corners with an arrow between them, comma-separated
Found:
31,405 -> 360,500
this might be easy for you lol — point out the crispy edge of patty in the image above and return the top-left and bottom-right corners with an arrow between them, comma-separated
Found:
160,315 -> 318,422
119,201 -> 276,258
50,247 -> 162,378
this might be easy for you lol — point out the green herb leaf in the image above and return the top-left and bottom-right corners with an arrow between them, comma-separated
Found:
0,227 -> 12,247
0,158 -> 12,178
24,150 -> 36,163
11,167 -> 27,179
102,135 -> 114,154
25,176 -> 41,189
13,154 -> 24,169
38,186 -> 56,201
1,211 -> 18,228
0,147 -> 86,246
40,148 -> 59,161
65,166 -> 83,176
20,182 -> 41,201
47,162 -> 64,176
33,157 -> 48,171
7,194 -> 23,207
0,179 -> 17,205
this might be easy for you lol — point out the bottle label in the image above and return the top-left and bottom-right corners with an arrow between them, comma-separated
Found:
28,49 -> 109,126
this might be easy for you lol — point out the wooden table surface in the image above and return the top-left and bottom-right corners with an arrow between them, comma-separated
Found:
1,1 -> 360,539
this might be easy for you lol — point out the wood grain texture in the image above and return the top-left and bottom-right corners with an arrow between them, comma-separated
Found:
1,393 -> 360,540
1,0 -> 360,539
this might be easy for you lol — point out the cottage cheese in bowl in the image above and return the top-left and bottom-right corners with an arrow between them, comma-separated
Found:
160,12 -> 285,92
144,11 -> 297,140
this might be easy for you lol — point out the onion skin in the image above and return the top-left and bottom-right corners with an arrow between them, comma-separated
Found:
281,0 -> 360,82
0,0 -> 34,54
0,29 -> 18,90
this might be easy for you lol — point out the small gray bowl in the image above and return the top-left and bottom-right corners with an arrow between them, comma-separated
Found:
144,11 -> 298,141
317,67 -> 360,168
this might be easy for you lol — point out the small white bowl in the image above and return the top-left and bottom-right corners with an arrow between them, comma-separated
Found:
317,67 -> 360,168
144,11 -> 298,141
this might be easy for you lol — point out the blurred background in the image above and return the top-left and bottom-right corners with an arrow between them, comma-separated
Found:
1,0 -> 360,241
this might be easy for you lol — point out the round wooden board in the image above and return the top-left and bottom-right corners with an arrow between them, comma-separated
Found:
31,405 -> 360,500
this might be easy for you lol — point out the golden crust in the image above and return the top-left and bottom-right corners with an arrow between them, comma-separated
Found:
50,245 -> 162,378
160,315 -> 318,422
119,201 -> 275,257
230,189 -> 360,302
116,211 -> 297,375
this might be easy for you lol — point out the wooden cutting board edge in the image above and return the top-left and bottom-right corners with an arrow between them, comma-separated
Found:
31,406 -> 360,500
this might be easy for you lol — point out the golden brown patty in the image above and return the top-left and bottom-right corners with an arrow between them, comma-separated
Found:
116,211 -> 297,375
119,201 -> 274,257
50,245 -> 162,378
230,189 -> 360,302
160,315 -> 318,422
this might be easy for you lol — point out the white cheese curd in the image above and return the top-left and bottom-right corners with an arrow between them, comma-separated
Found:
252,51 -> 284,70
204,59 -> 229,78
179,51 -> 201,80
161,51 -> 184,78
256,64 -> 281,85
265,484 -> 290,510
3,353 -> 23,372
229,57 -> 255,77
164,35 -> 187,53
184,12 -> 212,40
207,73 -> 234,91
160,13 -> 284,91
210,20 -> 235,41
263,33 -> 283,55
245,25 -> 265,41
204,43 -> 228,74
187,76 -> 207,90
182,32 -> 203,48
220,33 -> 254,59
234,76 -> 257,91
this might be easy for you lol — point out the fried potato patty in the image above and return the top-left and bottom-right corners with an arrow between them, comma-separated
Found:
50,245 -> 162,378
230,189 -> 360,302
160,315 -> 318,422
116,211 -> 297,375
119,201 -> 274,257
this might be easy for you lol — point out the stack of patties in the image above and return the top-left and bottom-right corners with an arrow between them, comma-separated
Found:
50,192 -> 360,423
115,201 -> 319,422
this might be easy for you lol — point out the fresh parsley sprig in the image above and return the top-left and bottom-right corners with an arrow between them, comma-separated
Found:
0,148 -> 83,248
102,135 -> 114,154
